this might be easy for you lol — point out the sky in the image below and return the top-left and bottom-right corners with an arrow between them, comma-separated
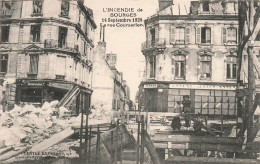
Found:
84,0 -> 159,100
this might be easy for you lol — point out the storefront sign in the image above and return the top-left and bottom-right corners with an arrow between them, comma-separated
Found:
144,84 -> 158,88
169,84 -> 236,90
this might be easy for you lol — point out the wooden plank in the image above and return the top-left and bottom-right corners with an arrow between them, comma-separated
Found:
165,156 -> 259,164
0,146 -> 13,155
0,146 -> 32,162
143,130 -> 161,164
153,143 -> 250,153
30,127 -> 74,152
151,135 -> 242,145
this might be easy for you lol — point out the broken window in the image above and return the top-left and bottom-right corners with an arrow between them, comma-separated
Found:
30,24 -> 41,42
200,55 -> 211,79
202,2 -> 209,11
201,27 -> 211,44
0,54 -> 8,73
33,0 -> 42,15
226,56 -> 237,79
58,26 -> 67,48
61,0 -> 69,17
29,55 -> 39,74
149,55 -> 156,78
174,55 -> 185,79
0,1 -> 12,16
1,26 -> 10,43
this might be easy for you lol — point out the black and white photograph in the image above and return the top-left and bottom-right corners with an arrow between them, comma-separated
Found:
0,0 -> 260,163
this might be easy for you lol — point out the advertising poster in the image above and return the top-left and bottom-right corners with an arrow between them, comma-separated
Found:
0,0 -> 260,163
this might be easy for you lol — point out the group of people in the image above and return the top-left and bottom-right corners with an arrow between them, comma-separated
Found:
170,95 -> 191,130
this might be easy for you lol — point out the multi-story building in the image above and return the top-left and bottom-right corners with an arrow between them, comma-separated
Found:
0,0 -> 96,112
139,0 -> 245,115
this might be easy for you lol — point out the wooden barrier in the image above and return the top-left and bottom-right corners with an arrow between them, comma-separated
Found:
151,135 -> 243,145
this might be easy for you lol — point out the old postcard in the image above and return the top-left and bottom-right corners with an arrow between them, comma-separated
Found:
0,0 -> 259,163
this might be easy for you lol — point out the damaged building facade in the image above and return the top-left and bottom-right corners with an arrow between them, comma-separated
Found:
92,28 -> 131,112
0,0 -> 96,112
139,0 -> 249,115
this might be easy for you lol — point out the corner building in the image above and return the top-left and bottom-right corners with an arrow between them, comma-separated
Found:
0,0 -> 96,112
140,0 -> 240,115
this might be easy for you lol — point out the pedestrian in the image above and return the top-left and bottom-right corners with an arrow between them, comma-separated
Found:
182,95 -> 191,128
1,91 -> 7,112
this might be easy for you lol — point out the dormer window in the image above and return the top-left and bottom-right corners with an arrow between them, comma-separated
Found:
202,2 -> 209,12
32,0 -> 43,15
61,0 -> 69,18
0,1 -> 12,16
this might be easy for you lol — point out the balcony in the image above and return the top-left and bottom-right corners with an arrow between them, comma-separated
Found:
141,38 -> 166,51
44,39 -> 78,53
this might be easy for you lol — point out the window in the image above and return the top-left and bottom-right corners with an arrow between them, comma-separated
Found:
200,55 -> 211,79
58,27 -> 67,48
0,1 -> 12,16
226,56 -> 237,79
29,55 -> 39,74
223,27 -> 237,44
174,55 -> 185,79
149,56 -> 156,78
150,29 -> 155,46
202,2 -> 209,11
32,0 -> 42,15
0,54 -> 8,73
30,25 -> 41,42
61,0 -> 69,17
201,27 -> 211,43
56,56 -> 66,76
175,27 -> 185,44
1,26 -> 10,43
171,26 -> 191,44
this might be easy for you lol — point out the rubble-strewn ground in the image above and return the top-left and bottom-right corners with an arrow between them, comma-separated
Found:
0,101 -> 111,163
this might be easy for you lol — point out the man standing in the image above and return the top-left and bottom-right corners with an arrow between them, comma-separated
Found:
182,95 -> 191,128
1,91 -> 7,112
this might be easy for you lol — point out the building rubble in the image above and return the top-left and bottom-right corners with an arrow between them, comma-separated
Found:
0,100 -> 111,162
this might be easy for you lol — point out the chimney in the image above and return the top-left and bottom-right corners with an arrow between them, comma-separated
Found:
158,0 -> 173,11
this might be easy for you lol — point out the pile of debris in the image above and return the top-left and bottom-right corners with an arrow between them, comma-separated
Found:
0,101 -> 81,147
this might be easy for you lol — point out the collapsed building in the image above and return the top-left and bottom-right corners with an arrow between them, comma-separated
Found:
0,0 -> 96,113
92,26 -> 131,113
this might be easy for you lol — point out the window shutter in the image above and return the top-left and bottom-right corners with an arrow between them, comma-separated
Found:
170,26 -> 175,43
222,28 -> 226,43
196,27 -> 201,44
155,27 -> 158,40
185,27 -> 191,44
